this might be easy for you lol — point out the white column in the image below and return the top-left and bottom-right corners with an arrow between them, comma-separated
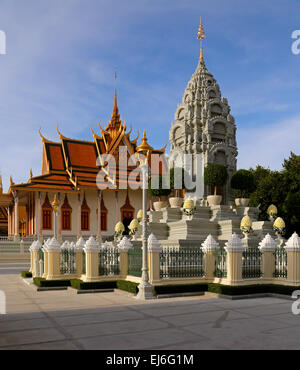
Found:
36,192 -> 42,239
7,206 -> 11,236
137,164 -> 154,300
97,190 -> 102,242
14,191 -> 19,241
115,191 -> 119,224
77,193 -> 81,239
57,193 -> 62,242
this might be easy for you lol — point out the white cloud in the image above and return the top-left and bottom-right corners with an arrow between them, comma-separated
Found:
237,115 -> 300,170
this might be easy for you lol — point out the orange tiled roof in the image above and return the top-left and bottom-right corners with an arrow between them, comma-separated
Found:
10,82 -> 167,193
48,144 -> 65,171
65,140 -> 98,169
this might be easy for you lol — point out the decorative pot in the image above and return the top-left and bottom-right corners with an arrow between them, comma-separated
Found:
169,197 -> 183,208
235,198 -> 241,207
235,198 -> 249,207
207,195 -> 222,206
153,201 -> 167,211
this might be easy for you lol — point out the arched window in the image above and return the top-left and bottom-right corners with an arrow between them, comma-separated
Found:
81,194 -> 90,231
100,197 -> 108,231
42,193 -> 52,230
210,103 -> 222,117
121,193 -> 134,235
61,194 -> 72,231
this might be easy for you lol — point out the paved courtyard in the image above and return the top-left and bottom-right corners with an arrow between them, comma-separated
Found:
0,262 -> 299,350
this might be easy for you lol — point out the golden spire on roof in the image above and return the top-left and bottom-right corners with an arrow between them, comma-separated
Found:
136,130 -> 153,154
114,70 -> 117,108
197,16 -> 206,60
105,71 -> 123,137
111,71 -> 120,122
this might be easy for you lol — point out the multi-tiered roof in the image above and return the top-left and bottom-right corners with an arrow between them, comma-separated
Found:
11,76 -> 166,193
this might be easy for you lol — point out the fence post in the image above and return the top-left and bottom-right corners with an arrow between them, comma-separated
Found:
224,233 -> 245,285
45,237 -> 61,280
118,237 -> 133,279
258,234 -> 277,281
39,259 -> 44,277
29,241 -> 35,273
285,233 -> 300,285
42,239 -> 50,278
75,237 -> 85,277
29,240 -> 42,275
202,234 -> 219,280
84,236 -> 100,282
148,234 -> 162,284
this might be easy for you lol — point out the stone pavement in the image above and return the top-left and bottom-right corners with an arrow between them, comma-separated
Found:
0,263 -> 299,350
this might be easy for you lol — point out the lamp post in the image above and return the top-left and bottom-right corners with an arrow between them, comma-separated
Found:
135,131 -> 155,299
51,194 -> 59,239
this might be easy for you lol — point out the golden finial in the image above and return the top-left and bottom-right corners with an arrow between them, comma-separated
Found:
10,175 -> 14,186
30,168 -> 33,179
197,16 -> 206,60
136,130 -> 153,154
51,194 -> 59,213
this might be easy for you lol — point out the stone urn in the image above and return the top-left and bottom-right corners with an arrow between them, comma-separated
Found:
153,201 -> 167,211
207,195 -> 222,206
169,197 -> 183,208
235,198 -> 249,207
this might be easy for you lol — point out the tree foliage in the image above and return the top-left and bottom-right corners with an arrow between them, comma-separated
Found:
204,163 -> 228,195
231,169 -> 255,198
249,152 -> 300,237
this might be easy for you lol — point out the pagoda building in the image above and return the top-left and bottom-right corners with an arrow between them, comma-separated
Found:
169,19 -> 238,204
2,76 -> 166,241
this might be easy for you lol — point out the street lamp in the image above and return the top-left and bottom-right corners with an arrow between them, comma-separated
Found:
51,194 -> 59,239
135,130 -> 155,299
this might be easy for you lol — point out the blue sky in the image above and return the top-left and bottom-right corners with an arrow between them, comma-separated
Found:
0,0 -> 299,191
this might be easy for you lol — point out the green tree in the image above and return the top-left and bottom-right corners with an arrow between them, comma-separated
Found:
249,165 -> 271,188
231,169 -> 255,198
249,153 -> 300,237
282,153 -> 300,235
204,164 -> 228,196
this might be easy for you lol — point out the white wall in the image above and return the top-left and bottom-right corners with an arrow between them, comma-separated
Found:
38,189 -> 143,238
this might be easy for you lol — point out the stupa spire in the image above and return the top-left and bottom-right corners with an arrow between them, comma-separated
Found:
111,70 -> 120,121
113,70 -> 118,112
106,71 -> 122,135
197,16 -> 206,61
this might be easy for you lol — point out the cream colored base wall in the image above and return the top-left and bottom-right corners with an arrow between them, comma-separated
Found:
126,276 -> 142,284
46,251 -> 61,280
81,275 -> 122,282
36,189 -> 143,240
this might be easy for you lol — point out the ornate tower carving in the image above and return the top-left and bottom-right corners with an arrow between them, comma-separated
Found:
169,19 -> 238,204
